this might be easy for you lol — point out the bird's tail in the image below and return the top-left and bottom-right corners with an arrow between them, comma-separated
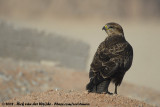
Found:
86,74 -> 105,92
86,78 -> 95,92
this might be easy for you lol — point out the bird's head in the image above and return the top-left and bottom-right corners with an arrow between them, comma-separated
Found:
102,22 -> 124,37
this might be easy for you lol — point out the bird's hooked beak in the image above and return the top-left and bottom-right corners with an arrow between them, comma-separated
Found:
102,25 -> 107,31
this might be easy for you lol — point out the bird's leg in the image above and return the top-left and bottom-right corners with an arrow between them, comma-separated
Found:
99,79 -> 112,94
105,79 -> 112,94
114,84 -> 118,94
96,85 -> 97,92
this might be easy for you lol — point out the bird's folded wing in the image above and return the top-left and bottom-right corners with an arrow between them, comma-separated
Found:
90,43 -> 128,78
100,60 -> 118,78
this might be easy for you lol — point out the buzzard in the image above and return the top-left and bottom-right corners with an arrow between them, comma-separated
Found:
86,22 -> 133,94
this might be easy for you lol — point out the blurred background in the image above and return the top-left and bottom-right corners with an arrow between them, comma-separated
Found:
0,0 -> 160,105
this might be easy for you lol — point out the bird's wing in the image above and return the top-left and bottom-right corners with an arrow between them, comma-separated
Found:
90,42 -> 128,78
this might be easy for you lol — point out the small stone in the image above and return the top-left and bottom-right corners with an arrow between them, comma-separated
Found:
84,91 -> 89,94
55,88 -> 60,91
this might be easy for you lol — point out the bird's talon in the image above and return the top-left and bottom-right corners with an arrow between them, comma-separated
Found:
104,92 -> 113,95
108,92 -> 113,95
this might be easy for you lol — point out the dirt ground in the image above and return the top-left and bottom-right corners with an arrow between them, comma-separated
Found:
0,59 -> 160,107
1,90 -> 153,107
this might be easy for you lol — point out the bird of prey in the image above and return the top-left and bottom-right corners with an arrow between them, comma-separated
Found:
86,22 -> 133,94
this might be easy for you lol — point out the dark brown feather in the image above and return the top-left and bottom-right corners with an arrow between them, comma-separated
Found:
86,23 -> 133,94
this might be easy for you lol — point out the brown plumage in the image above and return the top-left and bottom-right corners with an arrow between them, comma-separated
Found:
86,22 -> 133,94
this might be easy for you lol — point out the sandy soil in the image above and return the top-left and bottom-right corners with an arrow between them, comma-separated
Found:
0,59 -> 160,106
1,90 -> 153,107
